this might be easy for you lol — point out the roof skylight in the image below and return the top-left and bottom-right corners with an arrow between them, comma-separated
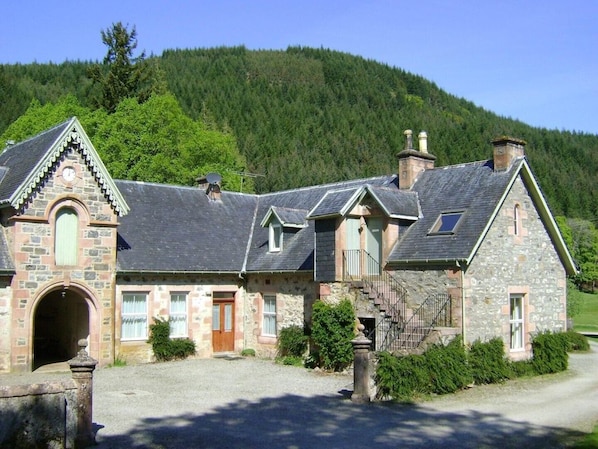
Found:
429,212 -> 464,235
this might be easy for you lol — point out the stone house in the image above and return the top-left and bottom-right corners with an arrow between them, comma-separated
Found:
0,119 -> 576,372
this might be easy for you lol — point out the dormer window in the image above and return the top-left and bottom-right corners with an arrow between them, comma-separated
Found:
429,211 -> 464,235
269,222 -> 283,252
261,206 -> 308,253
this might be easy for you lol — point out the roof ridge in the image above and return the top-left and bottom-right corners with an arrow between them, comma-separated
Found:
258,174 -> 395,197
2,117 -> 74,153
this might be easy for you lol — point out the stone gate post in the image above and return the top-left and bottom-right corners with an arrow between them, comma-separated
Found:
68,339 -> 98,448
351,323 -> 372,403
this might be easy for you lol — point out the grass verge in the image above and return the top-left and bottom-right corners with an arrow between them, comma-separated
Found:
573,292 -> 598,333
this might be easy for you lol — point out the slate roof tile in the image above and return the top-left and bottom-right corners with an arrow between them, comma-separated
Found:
388,159 -> 522,264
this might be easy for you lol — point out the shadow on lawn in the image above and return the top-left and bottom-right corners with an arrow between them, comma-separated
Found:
94,391 -> 583,449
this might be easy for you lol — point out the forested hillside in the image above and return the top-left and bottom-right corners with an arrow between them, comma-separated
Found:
1,46 -> 597,219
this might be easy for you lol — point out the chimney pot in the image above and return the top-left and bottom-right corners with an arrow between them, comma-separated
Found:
418,131 -> 428,153
403,129 -> 413,151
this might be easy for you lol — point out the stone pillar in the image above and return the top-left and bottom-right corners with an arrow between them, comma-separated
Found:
68,339 -> 98,448
351,324 -> 372,403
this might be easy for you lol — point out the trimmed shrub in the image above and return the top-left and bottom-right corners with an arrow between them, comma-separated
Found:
563,331 -> 590,352
509,359 -> 537,378
311,299 -> 355,371
424,337 -> 472,394
468,338 -> 511,384
375,336 -> 471,400
277,325 -> 308,358
148,317 -> 196,362
375,351 -> 429,401
531,331 -> 568,374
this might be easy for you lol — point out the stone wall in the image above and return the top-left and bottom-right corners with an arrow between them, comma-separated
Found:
115,274 -> 243,363
244,273 -> 317,358
0,380 -> 77,448
0,278 -> 12,373
5,147 -> 119,372
464,177 -> 567,357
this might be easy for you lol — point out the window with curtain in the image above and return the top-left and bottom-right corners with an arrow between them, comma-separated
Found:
55,207 -> 78,265
122,293 -> 148,340
263,295 -> 277,336
169,293 -> 188,337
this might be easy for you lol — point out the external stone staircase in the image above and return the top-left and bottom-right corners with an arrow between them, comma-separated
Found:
355,279 -> 455,353
344,249 -> 455,354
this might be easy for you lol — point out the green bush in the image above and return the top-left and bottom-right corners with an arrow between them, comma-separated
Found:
241,348 -> 256,357
277,325 -> 308,358
563,330 -> 590,352
424,337 -> 472,394
509,359 -> 536,378
148,317 -> 196,362
311,299 -> 355,371
375,351 -> 429,401
375,337 -> 471,400
531,331 -> 569,374
468,338 -> 511,384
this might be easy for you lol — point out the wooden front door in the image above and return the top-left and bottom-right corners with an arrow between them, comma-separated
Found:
212,293 -> 235,353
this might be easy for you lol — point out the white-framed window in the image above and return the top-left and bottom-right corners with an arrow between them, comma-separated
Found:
169,293 -> 188,337
122,293 -> 148,340
509,294 -> 524,350
269,222 -> 283,252
55,207 -> 78,265
513,204 -> 521,236
263,294 -> 277,336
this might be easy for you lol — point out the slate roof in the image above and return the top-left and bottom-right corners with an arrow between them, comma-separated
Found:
260,206 -> 308,228
0,119 -> 72,205
115,181 -> 257,272
1,119 -> 575,276
244,176 -> 396,273
387,159 -> 522,265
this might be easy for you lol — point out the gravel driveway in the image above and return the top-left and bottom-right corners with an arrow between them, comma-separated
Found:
2,342 -> 597,448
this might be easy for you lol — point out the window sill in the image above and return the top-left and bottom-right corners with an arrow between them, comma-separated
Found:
258,335 -> 277,345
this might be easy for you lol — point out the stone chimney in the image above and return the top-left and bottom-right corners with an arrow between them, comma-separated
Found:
397,130 -> 436,189
492,136 -> 526,172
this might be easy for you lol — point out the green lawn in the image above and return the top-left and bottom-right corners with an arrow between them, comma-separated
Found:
573,291 -> 598,333
572,424 -> 598,448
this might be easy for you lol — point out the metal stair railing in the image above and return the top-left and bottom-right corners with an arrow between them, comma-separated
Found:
386,293 -> 452,352
343,249 -> 407,344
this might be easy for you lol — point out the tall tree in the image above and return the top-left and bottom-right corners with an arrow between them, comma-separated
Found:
87,22 -> 150,113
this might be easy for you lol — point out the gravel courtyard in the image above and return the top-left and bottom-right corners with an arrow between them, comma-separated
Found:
2,342 -> 597,448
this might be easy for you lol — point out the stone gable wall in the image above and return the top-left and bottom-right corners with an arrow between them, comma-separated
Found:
464,177 -> 567,357
5,148 -> 118,372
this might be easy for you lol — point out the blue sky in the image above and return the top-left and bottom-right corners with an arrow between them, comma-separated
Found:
2,1 -> 597,134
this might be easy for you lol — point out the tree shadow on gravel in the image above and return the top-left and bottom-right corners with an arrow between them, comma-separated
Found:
93,392 -> 584,449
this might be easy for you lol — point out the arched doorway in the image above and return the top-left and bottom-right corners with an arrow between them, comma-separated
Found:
33,288 -> 89,370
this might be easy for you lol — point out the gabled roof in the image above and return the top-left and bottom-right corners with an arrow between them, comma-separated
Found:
245,176 -> 397,273
0,117 -> 129,216
307,184 -> 419,220
260,206 -> 308,228
387,158 -> 577,275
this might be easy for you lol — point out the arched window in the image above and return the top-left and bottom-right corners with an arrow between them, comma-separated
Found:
55,208 -> 78,265
513,204 -> 521,236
